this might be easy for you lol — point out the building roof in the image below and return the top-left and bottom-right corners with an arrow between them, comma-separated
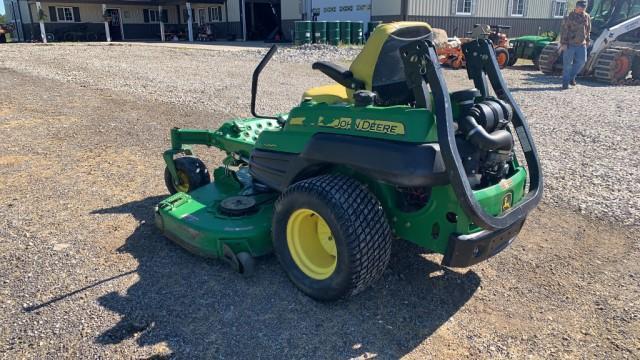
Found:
25,0 -> 226,5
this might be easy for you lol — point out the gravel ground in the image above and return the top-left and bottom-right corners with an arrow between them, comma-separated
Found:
0,43 -> 639,359
2,42 -> 638,226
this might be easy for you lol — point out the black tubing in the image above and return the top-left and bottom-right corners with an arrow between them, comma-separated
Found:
459,116 -> 513,151
251,45 -> 279,120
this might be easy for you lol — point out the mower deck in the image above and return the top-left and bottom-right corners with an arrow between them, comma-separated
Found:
155,168 -> 275,259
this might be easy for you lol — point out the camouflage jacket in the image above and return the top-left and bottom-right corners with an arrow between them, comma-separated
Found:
561,11 -> 591,46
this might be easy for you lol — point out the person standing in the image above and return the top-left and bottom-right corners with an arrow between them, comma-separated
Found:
559,0 -> 591,89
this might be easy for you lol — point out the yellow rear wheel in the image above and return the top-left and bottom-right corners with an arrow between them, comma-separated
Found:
286,209 -> 337,280
272,174 -> 393,301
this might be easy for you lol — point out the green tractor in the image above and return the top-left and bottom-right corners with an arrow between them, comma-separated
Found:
155,22 -> 543,301
507,33 -> 557,68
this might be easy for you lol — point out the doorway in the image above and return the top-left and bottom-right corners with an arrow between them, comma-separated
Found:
244,0 -> 281,41
105,8 -> 124,41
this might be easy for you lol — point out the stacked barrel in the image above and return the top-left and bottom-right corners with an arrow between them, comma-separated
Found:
294,21 -> 312,45
295,20 -> 376,46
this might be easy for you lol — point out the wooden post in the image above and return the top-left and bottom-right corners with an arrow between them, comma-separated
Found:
35,1 -> 46,43
241,0 -> 246,41
224,0 -> 229,36
186,2 -> 193,42
102,4 -> 111,42
250,0 -> 254,33
159,5 -> 165,41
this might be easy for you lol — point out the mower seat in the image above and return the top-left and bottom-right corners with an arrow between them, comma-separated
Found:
303,84 -> 350,104
304,22 -> 433,106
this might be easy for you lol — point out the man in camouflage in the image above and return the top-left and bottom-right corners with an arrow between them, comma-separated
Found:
559,0 -> 591,89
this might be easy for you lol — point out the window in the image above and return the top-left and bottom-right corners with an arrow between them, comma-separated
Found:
511,0 -> 525,16
198,8 -> 206,24
56,7 -> 74,22
620,0 -> 640,19
148,9 -> 159,22
553,0 -> 567,17
208,6 -> 223,22
144,8 -> 167,23
456,0 -> 473,15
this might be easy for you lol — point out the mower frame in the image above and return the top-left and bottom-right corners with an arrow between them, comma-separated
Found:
401,39 -> 543,231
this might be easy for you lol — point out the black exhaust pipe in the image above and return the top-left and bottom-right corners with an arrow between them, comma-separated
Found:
454,98 -> 514,152
458,116 -> 513,151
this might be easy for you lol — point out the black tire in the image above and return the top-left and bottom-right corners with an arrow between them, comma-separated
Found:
164,156 -> 210,194
532,54 -> 540,69
272,174 -> 392,301
539,43 -> 562,75
632,57 -> 640,80
507,49 -> 518,66
495,47 -> 509,69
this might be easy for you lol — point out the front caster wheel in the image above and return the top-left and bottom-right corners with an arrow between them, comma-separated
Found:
236,252 -> 256,276
164,156 -> 210,194
222,246 -> 256,276
272,174 -> 392,301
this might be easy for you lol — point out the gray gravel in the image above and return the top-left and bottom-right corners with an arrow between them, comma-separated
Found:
0,43 -> 639,359
1,42 -> 638,225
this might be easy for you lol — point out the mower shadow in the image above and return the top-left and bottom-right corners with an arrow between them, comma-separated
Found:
92,196 -> 481,359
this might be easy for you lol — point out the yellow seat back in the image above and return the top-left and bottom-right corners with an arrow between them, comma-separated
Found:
350,22 -> 432,92
304,22 -> 433,105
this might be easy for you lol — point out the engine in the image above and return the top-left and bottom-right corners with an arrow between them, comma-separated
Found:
452,89 -> 515,189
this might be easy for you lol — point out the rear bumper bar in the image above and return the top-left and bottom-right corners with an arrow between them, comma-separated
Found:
442,218 -> 526,268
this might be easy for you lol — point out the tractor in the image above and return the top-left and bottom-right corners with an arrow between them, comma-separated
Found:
507,32 -> 557,68
437,24 -> 513,70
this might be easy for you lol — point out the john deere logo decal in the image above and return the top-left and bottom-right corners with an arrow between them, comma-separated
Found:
355,119 -> 405,135
317,117 -> 405,135
502,193 -> 513,212
318,116 -> 351,129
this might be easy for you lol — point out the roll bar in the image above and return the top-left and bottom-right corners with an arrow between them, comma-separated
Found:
400,39 -> 543,231
251,45 -> 279,120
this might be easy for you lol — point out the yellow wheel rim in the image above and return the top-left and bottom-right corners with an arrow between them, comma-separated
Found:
286,209 -> 337,280
174,171 -> 190,193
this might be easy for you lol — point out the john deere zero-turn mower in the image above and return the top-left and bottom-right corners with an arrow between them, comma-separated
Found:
508,33 -> 557,68
155,22 -> 543,301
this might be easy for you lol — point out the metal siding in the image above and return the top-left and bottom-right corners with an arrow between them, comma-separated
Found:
474,0 -> 505,17
372,0 -> 401,16
26,2 -> 204,23
525,0 -> 554,18
373,14 -> 561,36
408,0 -> 557,18
225,0 -> 241,22
280,0 -> 301,20
408,0 -> 450,16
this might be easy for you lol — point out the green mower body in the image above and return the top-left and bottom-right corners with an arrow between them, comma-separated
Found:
508,34 -> 556,67
155,22 -> 543,300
